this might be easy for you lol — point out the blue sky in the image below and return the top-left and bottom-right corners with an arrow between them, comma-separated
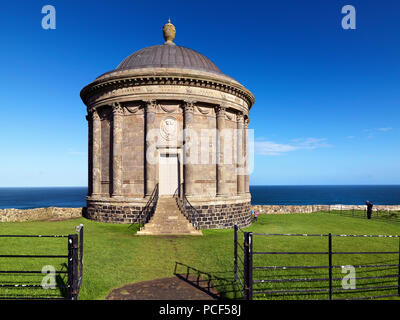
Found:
0,0 -> 399,186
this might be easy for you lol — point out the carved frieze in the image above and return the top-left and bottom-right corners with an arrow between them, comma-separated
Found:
159,104 -> 179,113
82,76 -> 254,110
196,106 -> 211,115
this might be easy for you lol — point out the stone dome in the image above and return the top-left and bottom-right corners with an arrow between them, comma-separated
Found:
115,44 -> 223,76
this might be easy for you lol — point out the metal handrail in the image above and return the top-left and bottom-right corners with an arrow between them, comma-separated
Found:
130,184 -> 159,229
174,183 -> 201,230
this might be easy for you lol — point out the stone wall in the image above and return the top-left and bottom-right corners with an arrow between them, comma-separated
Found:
85,203 -> 145,224
191,201 -> 251,229
0,207 -> 83,222
250,204 -> 400,214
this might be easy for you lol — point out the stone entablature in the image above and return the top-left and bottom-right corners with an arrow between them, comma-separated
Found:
80,68 -> 254,113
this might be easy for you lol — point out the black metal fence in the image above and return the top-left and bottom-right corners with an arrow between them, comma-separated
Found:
234,225 -> 400,300
326,207 -> 400,223
0,224 -> 83,300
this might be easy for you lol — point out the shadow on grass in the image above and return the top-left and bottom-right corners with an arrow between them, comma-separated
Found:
173,262 -> 243,300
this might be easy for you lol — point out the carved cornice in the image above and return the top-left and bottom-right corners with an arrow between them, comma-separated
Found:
80,74 -> 255,110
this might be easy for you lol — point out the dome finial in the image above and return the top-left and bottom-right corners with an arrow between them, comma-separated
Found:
163,18 -> 176,45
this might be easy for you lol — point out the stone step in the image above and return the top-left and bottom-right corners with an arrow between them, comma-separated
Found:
136,197 -> 202,236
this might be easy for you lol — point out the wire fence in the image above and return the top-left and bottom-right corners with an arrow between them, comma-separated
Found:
234,225 -> 400,300
325,207 -> 400,223
0,224 -> 83,300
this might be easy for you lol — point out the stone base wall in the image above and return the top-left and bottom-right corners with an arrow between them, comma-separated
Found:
86,198 -> 147,224
191,201 -> 251,229
250,204 -> 400,214
0,207 -> 82,222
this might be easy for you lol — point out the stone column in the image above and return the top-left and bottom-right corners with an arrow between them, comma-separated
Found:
145,99 -> 157,196
236,113 -> 245,195
112,103 -> 123,198
91,109 -> 102,196
86,113 -> 92,196
244,118 -> 250,194
216,105 -> 228,196
183,100 -> 196,196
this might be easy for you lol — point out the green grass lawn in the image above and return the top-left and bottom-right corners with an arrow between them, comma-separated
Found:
0,212 -> 400,300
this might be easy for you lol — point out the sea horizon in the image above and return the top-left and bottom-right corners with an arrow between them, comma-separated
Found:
0,185 -> 399,209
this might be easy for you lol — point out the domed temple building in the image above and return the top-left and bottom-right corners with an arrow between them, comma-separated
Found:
80,20 -> 255,234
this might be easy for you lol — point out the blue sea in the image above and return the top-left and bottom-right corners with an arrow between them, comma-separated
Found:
250,185 -> 400,205
0,186 -> 399,209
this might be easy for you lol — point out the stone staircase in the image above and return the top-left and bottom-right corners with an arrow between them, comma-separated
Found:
136,196 -> 202,235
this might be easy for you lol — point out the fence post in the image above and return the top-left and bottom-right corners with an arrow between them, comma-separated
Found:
243,232 -> 253,300
234,225 -> 238,282
67,234 -> 79,300
328,233 -> 333,300
243,232 -> 249,300
248,232 -> 253,300
67,235 -> 74,300
79,226 -> 83,281
398,237 -> 400,296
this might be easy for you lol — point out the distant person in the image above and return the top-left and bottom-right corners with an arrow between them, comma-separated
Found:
366,201 -> 373,219
254,210 -> 258,222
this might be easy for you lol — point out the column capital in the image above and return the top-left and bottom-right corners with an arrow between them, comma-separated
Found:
112,102 -> 124,115
244,117 -> 250,127
236,113 -> 244,122
215,105 -> 226,117
183,100 -> 196,113
144,99 -> 157,112
91,109 -> 100,121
